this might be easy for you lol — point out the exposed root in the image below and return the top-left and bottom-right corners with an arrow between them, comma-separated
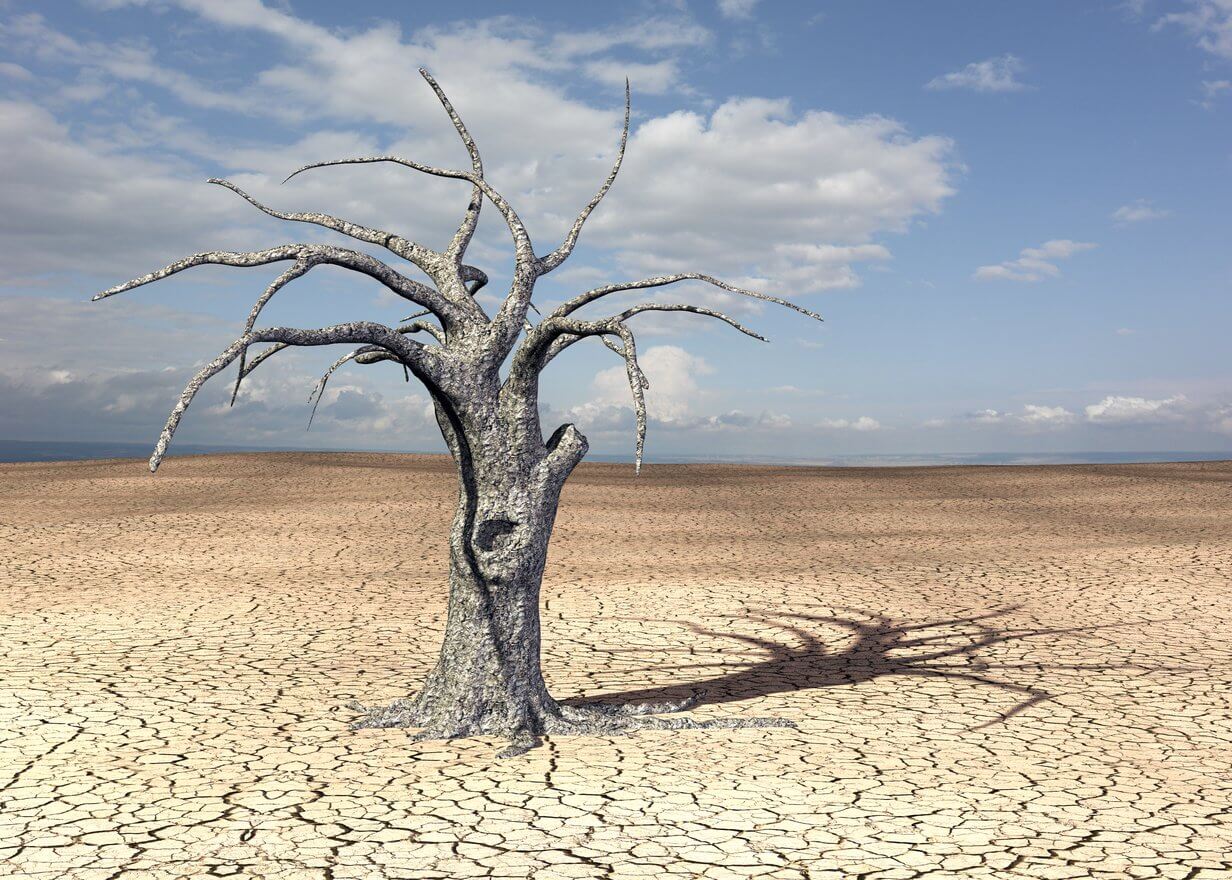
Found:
563,689 -> 707,717
347,690 -> 795,757
349,698 -> 423,730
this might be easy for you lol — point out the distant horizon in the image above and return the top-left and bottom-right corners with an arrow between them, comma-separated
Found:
3,438 -> 1229,469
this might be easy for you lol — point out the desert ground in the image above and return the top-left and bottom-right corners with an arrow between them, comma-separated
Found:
1,453 -> 1230,880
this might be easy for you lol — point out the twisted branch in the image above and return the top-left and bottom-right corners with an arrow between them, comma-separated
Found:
307,348 -> 370,429
544,303 -> 765,367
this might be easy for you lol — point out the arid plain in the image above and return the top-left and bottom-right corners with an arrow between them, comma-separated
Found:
2,453 -> 1230,879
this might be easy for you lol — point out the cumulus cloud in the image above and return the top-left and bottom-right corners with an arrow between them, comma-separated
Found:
0,295 -> 438,448
926,55 -> 1028,93
583,58 -> 682,94
1084,394 -> 1188,424
590,345 -> 712,422
1112,199 -> 1171,224
974,239 -> 1097,282
559,344 -> 793,441
0,60 -> 34,80
1020,404 -> 1076,426
0,99 -> 274,278
596,98 -> 953,292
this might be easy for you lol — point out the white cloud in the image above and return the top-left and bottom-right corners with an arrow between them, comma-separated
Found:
1198,78 -> 1232,108
932,404 -> 1075,429
1112,199 -> 1171,224
560,344 -> 795,439
1085,394 -> 1188,424
974,239 -> 1097,282
1155,0 -> 1232,60
819,416 -> 881,431
590,344 -> 712,422
925,394 -> 1232,437
596,98 -> 953,292
583,58 -> 681,94
718,0 -> 761,20
926,55 -> 1027,93
0,100 -> 262,277
1019,404 -> 1076,426
0,13 -> 254,113
0,61 -> 34,81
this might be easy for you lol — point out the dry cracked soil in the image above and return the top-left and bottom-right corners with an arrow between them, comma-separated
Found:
1,453 -> 1230,880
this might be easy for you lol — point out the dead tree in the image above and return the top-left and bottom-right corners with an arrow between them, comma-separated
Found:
96,70 -> 823,756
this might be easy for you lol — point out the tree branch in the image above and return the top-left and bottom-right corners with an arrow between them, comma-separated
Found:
283,156 -> 535,270
417,68 -> 485,263
93,244 -> 451,318
510,316 -> 647,472
538,79 -> 630,276
396,319 -> 446,345
230,259 -> 313,405
306,345 -> 413,427
613,322 -> 648,475
207,178 -> 438,270
148,322 -> 430,472
543,302 -> 766,368
549,273 -> 824,324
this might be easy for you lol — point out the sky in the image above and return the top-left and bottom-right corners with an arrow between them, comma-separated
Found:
1,0 -> 1230,462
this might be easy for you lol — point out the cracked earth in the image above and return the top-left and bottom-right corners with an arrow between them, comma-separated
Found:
2,453 -> 1230,879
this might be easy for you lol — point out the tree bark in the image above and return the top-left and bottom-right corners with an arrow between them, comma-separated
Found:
411,451 -> 564,737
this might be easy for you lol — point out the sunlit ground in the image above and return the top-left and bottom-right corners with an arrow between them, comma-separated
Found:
2,454 -> 1230,879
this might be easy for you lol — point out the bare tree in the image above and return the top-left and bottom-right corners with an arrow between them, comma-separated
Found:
96,70 -> 822,756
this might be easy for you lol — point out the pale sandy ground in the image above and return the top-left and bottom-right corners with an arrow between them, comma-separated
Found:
2,453 -> 1231,880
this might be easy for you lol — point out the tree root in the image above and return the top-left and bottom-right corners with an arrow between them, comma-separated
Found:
345,691 -> 796,757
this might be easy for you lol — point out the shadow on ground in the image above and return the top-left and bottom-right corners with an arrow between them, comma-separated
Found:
563,607 -> 1174,730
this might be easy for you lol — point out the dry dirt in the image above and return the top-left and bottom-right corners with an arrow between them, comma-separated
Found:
2,453 -> 1231,880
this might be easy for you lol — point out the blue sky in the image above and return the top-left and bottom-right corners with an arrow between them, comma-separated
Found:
1,0 -> 1230,461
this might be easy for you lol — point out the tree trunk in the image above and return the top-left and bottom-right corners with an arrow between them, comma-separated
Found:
351,386 -> 791,755
410,460 -> 563,737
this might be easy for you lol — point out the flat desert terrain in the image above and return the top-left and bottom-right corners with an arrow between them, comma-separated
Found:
2,453 -> 1231,880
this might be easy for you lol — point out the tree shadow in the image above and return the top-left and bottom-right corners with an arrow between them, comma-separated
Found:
561,606 -> 1182,730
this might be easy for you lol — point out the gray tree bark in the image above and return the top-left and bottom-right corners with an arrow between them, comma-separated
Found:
96,70 -> 821,755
